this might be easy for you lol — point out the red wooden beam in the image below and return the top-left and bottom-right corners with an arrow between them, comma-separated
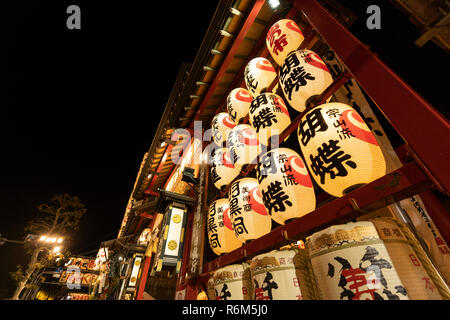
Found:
293,0 -> 450,195
201,161 -> 431,273
189,0 -> 266,128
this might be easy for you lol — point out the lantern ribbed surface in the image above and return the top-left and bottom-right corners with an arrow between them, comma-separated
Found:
244,57 -> 277,97
210,147 -> 241,190
298,102 -> 386,197
227,124 -> 261,166
207,198 -> 242,256
211,112 -> 236,146
228,178 -> 272,243
256,147 -> 315,225
279,49 -> 333,112
227,88 -> 253,124
249,93 -> 291,146
266,19 -> 305,66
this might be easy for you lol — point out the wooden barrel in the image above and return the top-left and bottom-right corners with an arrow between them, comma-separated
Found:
212,263 -> 252,300
308,221 -> 409,300
371,218 -> 449,299
250,249 -> 303,300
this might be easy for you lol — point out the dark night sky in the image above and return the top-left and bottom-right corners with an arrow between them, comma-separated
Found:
1,0 -> 448,299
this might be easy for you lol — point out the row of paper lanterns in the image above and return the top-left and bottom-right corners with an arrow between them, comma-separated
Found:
208,219 -> 447,300
208,19 -> 386,256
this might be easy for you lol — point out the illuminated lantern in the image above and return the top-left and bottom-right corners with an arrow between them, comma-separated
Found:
279,49 -> 333,112
138,228 -> 151,246
308,221 -> 409,300
244,57 -> 277,97
207,198 -> 242,255
249,93 -> 291,146
213,263 -> 252,300
266,19 -> 305,66
227,88 -> 253,124
256,148 -> 315,225
227,124 -> 261,166
228,178 -> 271,243
210,147 -> 241,190
251,249 -> 303,300
371,218 -> 445,300
298,102 -> 386,197
211,112 -> 236,146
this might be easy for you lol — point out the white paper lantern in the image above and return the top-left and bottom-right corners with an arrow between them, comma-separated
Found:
213,263 -> 252,300
207,198 -> 242,255
210,147 -> 241,190
279,49 -> 333,112
227,88 -> 253,124
211,112 -> 236,146
228,178 -> 272,243
251,249 -> 303,300
308,221 -> 409,300
256,148 -> 315,225
249,92 -> 291,146
227,124 -> 261,166
298,102 -> 386,197
244,57 -> 277,97
266,19 -> 305,66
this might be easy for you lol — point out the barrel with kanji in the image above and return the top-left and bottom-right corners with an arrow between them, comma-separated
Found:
298,102 -> 386,197
212,263 -> 253,300
250,249 -> 304,300
256,148 -> 315,225
308,221 -> 409,300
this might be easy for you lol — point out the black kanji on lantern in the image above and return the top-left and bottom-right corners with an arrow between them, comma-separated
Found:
250,94 -> 269,114
245,66 -> 258,94
252,107 -> 277,133
261,180 -> 292,215
309,139 -> 357,184
257,152 -> 277,183
298,108 -> 328,147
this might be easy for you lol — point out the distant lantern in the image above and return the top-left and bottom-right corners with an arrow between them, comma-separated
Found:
298,102 -> 386,197
227,124 -> 261,166
249,92 -> 291,146
245,57 -> 277,97
208,198 -> 242,255
228,178 -> 271,243
211,112 -> 236,146
308,221 -> 409,300
138,228 -> 151,246
227,88 -> 253,124
251,249 -> 303,300
210,147 -> 241,190
266,19 -> 305,66
256,148 -> 315,225
279,49 -> 333,112
213,263 -> 252,300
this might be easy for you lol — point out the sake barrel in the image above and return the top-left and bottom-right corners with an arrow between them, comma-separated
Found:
213,263 -> 252,300
308,221 -> 410,300
371,218 -> 446,300
250,249 -> 303,300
